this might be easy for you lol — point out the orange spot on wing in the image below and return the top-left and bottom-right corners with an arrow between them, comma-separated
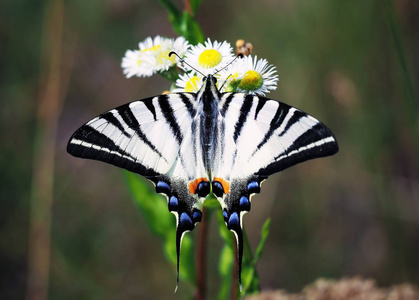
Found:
188,178 -> 208,194
213,177 -> 230,194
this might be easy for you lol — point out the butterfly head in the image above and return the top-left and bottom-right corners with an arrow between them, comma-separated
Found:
201,75 -> 218,93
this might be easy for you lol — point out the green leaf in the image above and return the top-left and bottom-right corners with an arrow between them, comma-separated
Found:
254,218 -> 271,263
241,230 -> 258,294
157,0 -> 182,28
179,11 -> 204,45
216,209 -> 236,299
158,0 -> 204,45
125,172 -> 173,237
242,218 -> 271,294
163,230 -> 196,284
217,245 -> 234,300
217,209 -> 235,247
203,195 -> 220,209
125,172 -> 196,285
190,0 -> 203,16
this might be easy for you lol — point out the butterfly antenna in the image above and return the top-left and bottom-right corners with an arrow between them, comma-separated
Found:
219,74 -> 232,91
169,51 -> 206,77
213,53 -> 243,75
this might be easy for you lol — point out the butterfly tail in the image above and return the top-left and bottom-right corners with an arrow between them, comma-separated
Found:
230,224 -> 244,292
174,228 -> 182,293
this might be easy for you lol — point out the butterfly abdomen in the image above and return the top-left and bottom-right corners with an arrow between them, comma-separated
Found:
198,78 -> 220,174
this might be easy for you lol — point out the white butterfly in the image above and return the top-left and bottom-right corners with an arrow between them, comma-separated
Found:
67,74 -> 338,290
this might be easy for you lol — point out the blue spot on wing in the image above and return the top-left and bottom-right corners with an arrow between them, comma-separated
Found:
193,210 -> 202,222
212,181 -> 224,197
156,181 -> 171,194
179,212 -> 193,229
168,196 -> 178,211
196,181 -> 210,197
228,212 -> 240,228
247,181 -> 260,194
239,196 -> 250,211
223,210 -> 228,221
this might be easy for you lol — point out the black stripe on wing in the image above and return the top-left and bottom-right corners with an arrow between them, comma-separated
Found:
220,93 -> 236,117
178,93 -> 197,118
233,95 -> 253,142
116,104 -> 167,159
255,99 -> 288,150
101,111 -> 131,138
257,120 -> 338,176
158,95 -> 183,145
67,124 -> 159,177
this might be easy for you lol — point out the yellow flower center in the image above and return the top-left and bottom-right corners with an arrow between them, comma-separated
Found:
198,49 -> 222,68
156,50 -> 176,65
185,76 -> 201,92
145,45 -> 161,52
239,70 -> 263,91
230,72 -> 240,80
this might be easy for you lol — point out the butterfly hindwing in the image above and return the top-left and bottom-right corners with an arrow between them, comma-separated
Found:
67,93 -> 210,287
212,93 -> 338,288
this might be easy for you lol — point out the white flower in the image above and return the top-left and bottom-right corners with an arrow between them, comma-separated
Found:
173,72 -> 204,93
183,38 -> 235,75
121,49 -> 154,78
153,36 -> 190,72
121,36 -> 190,78
220,55 -> 278,96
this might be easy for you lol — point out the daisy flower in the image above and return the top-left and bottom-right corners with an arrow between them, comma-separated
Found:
121,36 -> 190,78
153,36 -> 190,72
221,55 -> 278,96
173,72 -> 204,93
121,49 -> 154,78
183,38 -> 235,75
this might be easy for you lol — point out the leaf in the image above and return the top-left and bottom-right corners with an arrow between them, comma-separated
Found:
157,0 -> 204,45
203,195 -> 220,209
179,11 -> 204,45
216,209 -> 236,299
164,229 -> 196,284
217,208 -> 235,248
125,172 -> 173,237
242,218 -> 271,294
157,0 -> 182,27
190,0 -> 203,16
254,218 -> 271,263
217,245 -> 234,300
125,172 -> 196,285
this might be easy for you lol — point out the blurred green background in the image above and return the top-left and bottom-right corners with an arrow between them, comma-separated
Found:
1,0 -> 418,299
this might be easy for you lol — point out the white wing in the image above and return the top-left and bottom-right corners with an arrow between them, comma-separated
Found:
211,93 -> 339,287
67,93 -> 210,287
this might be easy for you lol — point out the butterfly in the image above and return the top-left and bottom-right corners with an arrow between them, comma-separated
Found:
67,74 -> 338,290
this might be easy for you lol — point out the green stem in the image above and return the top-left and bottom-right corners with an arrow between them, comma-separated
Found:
232,239 -> 238,300
196,207 -> 208,300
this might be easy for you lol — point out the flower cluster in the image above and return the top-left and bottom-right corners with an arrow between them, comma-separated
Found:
121,36 -> 189,78
121,37 -> 278,96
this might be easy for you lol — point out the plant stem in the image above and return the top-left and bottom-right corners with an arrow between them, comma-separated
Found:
184,0 -> 192,15
196,207 -> 208,300
232,239 -> 238,300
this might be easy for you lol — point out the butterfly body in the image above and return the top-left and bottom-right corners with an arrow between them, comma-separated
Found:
198,76 -> 219,175
67,74 -> 338,290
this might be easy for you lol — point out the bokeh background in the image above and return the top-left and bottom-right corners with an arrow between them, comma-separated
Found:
1,0 -> 418,299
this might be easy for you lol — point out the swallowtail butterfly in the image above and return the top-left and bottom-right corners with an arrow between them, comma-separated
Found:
67,74 -> 338,290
